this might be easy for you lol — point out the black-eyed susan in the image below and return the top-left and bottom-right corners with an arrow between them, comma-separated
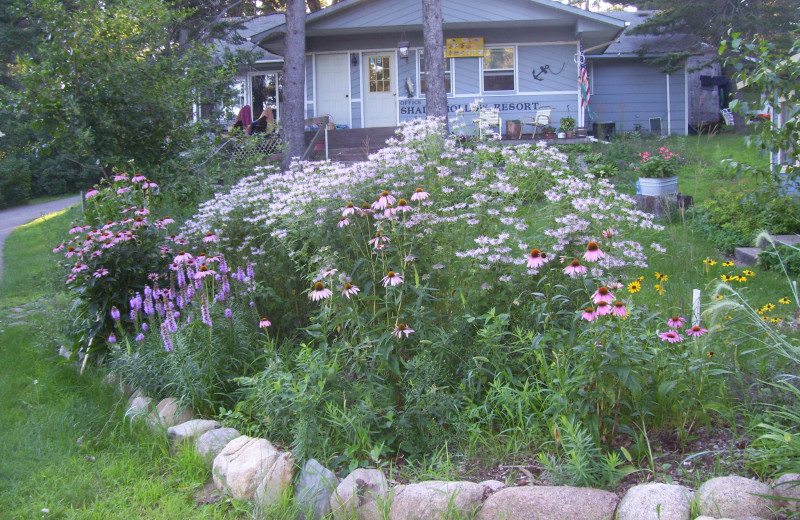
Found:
722,261 -> 735,267
706,351 -> 714,358
655,283 -> 666,295
655,272 -> 669,281
724,315 -> 733,320
764,303 -> 776,311
721,275 -> 733,282
743,269 -> 755,276
703,258 -> 717,266
737,276 -> 747,282
715,294 -> 724,300
628,280 -> 642,293
779,297 -> 792,304
637,276 -> 645,282
771,317 -> 782,323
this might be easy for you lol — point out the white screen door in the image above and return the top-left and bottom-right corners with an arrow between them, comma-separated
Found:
315,53 -> 351,127
363,53 -> 397,127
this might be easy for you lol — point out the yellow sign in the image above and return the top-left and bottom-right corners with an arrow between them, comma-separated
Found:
445,38 -> 484,58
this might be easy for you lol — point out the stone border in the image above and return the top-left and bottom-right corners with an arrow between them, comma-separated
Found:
116,380 -> 798,520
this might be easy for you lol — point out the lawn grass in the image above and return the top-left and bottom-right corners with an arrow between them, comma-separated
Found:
0,210 -> 250,519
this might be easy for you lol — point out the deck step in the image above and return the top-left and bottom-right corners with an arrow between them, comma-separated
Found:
734,247 -> 762,266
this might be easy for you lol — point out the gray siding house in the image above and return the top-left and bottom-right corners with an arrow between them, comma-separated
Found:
242,0 -> 709,136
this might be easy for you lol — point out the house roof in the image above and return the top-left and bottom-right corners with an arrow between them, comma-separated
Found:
595,10 -> 702,58
251,0 -> 626,56
213,14 -> 285,63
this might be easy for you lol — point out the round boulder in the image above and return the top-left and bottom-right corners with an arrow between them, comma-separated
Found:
476,485 -> 618,520
696,476 -> 774,519
617,483 -> 693,520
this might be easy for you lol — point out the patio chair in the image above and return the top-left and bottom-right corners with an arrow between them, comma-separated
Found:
477,110 -> 501,139
521,106 -> 553,138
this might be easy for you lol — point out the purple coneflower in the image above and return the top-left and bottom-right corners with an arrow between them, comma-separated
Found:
581,307 -> 597,322
202,232 -> 218,243
174,251 -> 193,264
612,301 -> 627,317
596,301 -> 612,316
583,242 -> 606,262
86,189 -> 100,198
358,203 -> 374,217
686,325 -> 708,337
395,199 -> 412,213
113,172 -> 128,181
134,208 -> 149,216
382,270 -> 404,287
131,174 -> 146,182
372,190 -> 396,210
259,318 -> 271,328
342,202 -> 356,216
141,180 -> 158,189
658,330 -> 684,343
393,323 -> 414,339
342,283 -> 360,298
592,286 -> 615,304
563,259 -> 587,278
527,249 -> 548,269
338,217 -> 350,228
93,268 -> 109,278
194,265 -> 216,279
410,188 -> 430,201
667,316 -> 686,329
309,282 -> 333,301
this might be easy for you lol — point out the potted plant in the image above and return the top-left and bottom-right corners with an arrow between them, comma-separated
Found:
559,116 -> 576,138
505,119 -> 522,139
544,125 -> 557,138
635,147 -> 681,196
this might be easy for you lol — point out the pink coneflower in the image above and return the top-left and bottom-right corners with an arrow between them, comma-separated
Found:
86,189 -> 100,198
581,307 -> 597,322
410,188 -> 430,201
309,282 -> 333,301
358,203 -> 374,217
131,174 -> 146,183
612,301 -> 627,317
372,190 -> 397,210
338,217 -> 350,228
259,317 -> 271,328
92,268 -> 108,277
342,283 -> 360,298
116,187 -> 131,195
667,316 -> 686,329
161,216 -> 175,225
134,208 -> 149,216
393,323 -> 414,339
66,274 -> 77,284
563,259 -> 587,278
174,251 -> 193,264
527,249 -> 548,269
596,301 -> 612,316
686,325 -> 708,337
382,270 -> 404,287
369,232 -> 390,248
141,180 -> 158,189
53,243 -> 65,253
395,199 -> 412,213
583,242 -> 606,262
383,204 -> 396,218
342,202 -> 356,216
194,265 -> 216,279
658,330 -> 684,343
592,286 -> 615,304
110,306 -> 120,321
202,232 -> 218,243
113,172 -> 128,181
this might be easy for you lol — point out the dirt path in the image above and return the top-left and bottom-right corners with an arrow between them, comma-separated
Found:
0,195 -> 82,280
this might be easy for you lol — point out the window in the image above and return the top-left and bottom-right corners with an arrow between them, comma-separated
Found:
368,56 -> 391,93
250,72 -> 282,120
419,52 -> 452,95
483,47 -> 515,92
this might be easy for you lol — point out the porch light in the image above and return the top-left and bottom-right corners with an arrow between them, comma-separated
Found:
351,53 -> 358,66
397,40 -> 410,60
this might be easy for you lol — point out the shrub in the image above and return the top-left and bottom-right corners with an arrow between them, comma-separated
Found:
0,154 -> 32,208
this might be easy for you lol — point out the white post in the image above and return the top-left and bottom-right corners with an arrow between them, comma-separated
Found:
692,288 -> 701,327
666,73 -> 672,135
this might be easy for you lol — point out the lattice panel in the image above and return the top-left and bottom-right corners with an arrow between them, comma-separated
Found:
230,136 -> 282,159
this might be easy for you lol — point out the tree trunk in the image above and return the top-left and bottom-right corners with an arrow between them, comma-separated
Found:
422,0 -> 447,131
282,0 -> 306,168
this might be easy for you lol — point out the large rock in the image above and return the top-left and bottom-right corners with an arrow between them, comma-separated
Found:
479,480 -> 506,497
126,395 -> 152,418
389,480 -> 484,520
617,483 -> 693,520
330,468 -> 389,520
773,473 -> 800,515
151,397 -> 194,427
476,485 -> 619,520
197,428 -> 240,460
167,419 -> 221,443
212,435 -> 287,500
296,459 -> 338,520
254,451 -> 296,508
696,476 -> 774,519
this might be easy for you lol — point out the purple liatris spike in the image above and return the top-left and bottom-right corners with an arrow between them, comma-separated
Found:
141,322 -> 148,332
177,267 -> 186,288
225,308 -> 232,319
129,310 -> 136,321
222,274 -> 230,295
160,323 -> 173,352
236,266 -> 245,282
143,293 -> 155,315
108,333 -> 116,343
144,286 -> 152,298
186,284 -> 195,300
201,293 -> 212,327
135,333 -> 145,342
246,262 -> 255,280
130,293 -> 142,312
219,256 -> 228,274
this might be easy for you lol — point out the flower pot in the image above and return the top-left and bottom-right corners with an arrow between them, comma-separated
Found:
505,120 -> 522,139
637,175 -> 678,196
566,131 -> 575,138
557,132 -> 566,139
574,127 -> 588,137
546,133 -> 556,139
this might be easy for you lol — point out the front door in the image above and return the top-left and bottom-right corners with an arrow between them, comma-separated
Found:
363,53 -> 397,127
315,53 -> 351,127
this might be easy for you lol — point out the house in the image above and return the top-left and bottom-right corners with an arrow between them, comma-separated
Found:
235,0 -> 716,136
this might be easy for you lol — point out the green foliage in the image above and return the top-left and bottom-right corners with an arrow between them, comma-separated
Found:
9,0 -> 230,176
759,244 -> 800,278
0,153 -> 32,207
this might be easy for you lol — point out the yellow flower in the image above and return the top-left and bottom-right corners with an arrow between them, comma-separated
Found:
779,298 -> 791,304
703,258 -> 718,266
764,303 -> 776,311
737,276 -> 747,282
654,272 -> 669,281
743,270 -> 755,276
715,294 -> 724,300
771,317 -> 782,323
706,351 -> 714,358
723,261 -> 735,267
637,276 -> 644,282
654,284 -> 666,294
762,316 -> 769,321
721,275 -> 733,282
628,280 -> 641,293
724,315 -> 733,320
757,308 -> 766,315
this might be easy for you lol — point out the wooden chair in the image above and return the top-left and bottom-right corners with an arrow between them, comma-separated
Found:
521,106 -> 553,138
477,110 -> 501,139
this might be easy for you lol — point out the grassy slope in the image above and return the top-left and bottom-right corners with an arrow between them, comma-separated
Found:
0,208 -> 248,519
